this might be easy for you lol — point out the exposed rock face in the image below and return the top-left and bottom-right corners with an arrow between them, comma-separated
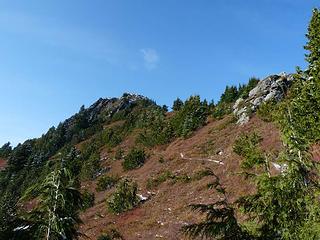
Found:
85,93 -> 149,122
233,73 -> 295,125
62,93 -> 151,133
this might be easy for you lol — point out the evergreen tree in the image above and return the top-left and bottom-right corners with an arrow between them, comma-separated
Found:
0,191 -> 20,240
18,159 -> 83,240
183,170 -> 250,240
170,95 -> 209,138
162,104 -> 169,112
279,8 -> 320,149
219,85 -> 239,104
184,8 -> 320,239
305,8 -> 320,74
0,142 -> 12,158
237,9 -> 320,239
172,98 -> 184,111
238,77 -> 260,99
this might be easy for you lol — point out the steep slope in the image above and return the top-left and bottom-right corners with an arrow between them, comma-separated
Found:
78,115 -> 282,239
1,78 -> 318,239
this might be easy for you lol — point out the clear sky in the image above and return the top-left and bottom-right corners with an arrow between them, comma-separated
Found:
0,0 -> 318,146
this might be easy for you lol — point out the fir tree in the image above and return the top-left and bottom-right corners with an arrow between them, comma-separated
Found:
184,8 -> 320,239
183,170 -> 250,240
18,159 -> 83,240
0,142 -> 12,158
172,98 -> 184,111
305,8 -> 320,75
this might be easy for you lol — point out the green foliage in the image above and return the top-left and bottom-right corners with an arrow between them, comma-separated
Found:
0,191 -> 20,239
162,104 -> 168,112
158,156 -> 165,163
170,95 -> 209,138
212,102 -> 233,119
213,77 -> 259,119
256,100 -> 278,122
0,94 -> 164,238
183,170 -> 250,240
236,11 -> 320,238
7,140 -> 33,173
114,148 -> 124,161
136,106 -> 174,147
277,78 -> 320,150
233,132 -> 264,169
106,179 -> 139,214
146,170 -> 174,189
238,77 -> 260,99
18,160 -> 83,240
147,169 -> 213,189
276,8 -> 320,149
220,85 -> 239,104
80,150 -> 100,180
237,164 -> 320,239
96,175 -> 119,192
97,229 -> 123,240
192,168 -> 214,181
305,8 -> 320,72
100,127 -> 123,148
0,142 -> 12,158
122,148 -> 146,171
81,190 -> 95,210
172,97 -> 184,111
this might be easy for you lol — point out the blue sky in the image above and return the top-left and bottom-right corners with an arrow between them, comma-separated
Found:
0,0 -> 318,146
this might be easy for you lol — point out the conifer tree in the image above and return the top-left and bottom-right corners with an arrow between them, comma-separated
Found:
172,98 -> 184,111
184,8 -> 320,240
305,8 -> 320,74
237,8 -> 320,239
183,170 -> 250,240
18,159 -> 83,240
0,142 -> 12,158
279,7 -> 320,149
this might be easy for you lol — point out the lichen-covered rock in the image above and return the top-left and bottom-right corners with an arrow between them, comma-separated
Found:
233,73 -> 295,125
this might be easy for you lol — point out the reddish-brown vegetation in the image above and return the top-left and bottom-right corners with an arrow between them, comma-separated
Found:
0,158 -> 6,170
79,116 -> 283,240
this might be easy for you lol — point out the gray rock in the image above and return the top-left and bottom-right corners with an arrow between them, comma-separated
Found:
233,73 -> 295,125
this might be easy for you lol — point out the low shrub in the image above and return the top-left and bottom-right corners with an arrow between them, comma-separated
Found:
212,102 -> 233,119
107,179 -> 139,214
96,175 -> 119,192
158,156 -> 165,163
192,169 -> 214,181
146,170 -> 174,189
233,132 -> 264,169
257,100 -> 278,122
97,229 -> 123,240
147,169 -> 212,189
114,148 -> 124,161
81,190 -> 95,210
80,151 -> 101,180
122,148 -> 146,171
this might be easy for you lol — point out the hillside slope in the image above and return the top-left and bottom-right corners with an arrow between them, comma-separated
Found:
78,115 -> 282,239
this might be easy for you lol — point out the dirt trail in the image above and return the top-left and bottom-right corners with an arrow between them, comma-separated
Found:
79,115 -> 282,240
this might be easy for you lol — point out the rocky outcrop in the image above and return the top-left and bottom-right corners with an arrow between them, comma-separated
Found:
62,93 -> 152,133
85,93 -> 150,122
233,73 -> 295,125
